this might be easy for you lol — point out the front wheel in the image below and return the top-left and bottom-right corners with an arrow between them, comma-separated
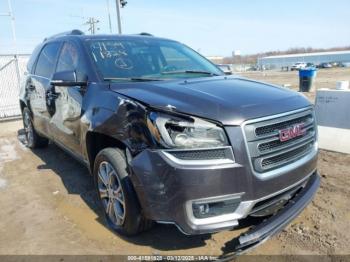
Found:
93,148 -> 153,236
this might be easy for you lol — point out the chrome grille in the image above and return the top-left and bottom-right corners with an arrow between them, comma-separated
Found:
244,108 -> 316,173
261,143 -> 313,168
255,114 -> 312,137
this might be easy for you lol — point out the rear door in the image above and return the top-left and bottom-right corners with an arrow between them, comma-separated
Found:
50,41 -> 87,156
29,42 -> 61,137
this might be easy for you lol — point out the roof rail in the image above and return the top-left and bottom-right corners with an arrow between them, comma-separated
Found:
139,32 -> 153,36
43,29 -> 84,42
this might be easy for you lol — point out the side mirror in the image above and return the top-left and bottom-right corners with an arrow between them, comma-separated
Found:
50,70 -> 87,87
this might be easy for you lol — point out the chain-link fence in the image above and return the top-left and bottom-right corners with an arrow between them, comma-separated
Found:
0,54 -> 30,120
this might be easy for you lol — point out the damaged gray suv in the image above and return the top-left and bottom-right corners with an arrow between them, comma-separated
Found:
20,30 -> 320,253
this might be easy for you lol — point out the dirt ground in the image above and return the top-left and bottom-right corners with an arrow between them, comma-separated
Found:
0,69 -> 349,259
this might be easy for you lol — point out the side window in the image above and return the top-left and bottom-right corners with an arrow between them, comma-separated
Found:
27,44 -> 42,73
34,42 -> 61,78
56,42 -> 80,72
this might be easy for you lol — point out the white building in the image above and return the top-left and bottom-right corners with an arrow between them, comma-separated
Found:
205,56 -> 224,64
258,50 -> 350,69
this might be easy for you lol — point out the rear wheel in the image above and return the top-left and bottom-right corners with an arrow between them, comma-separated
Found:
94,148 -> 153,236
22,108 -> 49,148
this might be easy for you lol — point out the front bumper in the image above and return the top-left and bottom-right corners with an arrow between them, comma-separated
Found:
129,142 -> 318,235
220,171 -> 320,258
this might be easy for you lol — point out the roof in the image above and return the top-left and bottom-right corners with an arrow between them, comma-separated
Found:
44,30 -> 173,43
80,34 -> 173,42
261,50 -> 350,60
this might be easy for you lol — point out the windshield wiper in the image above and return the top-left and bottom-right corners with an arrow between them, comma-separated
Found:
104,77 -> 162,82
161,70 -> 219,76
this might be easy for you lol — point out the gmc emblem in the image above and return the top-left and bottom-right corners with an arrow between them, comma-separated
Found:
279,123 -> 306,142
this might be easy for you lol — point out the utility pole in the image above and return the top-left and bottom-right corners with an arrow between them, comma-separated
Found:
1,0 -> 20,87
0,0 -> 17,54
84,17 -> 100,35
115,0 -> 127,34
115,0 -> 122,34
106,0 -> 112,33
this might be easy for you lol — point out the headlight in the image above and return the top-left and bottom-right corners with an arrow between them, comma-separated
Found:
147,112 -> 229,149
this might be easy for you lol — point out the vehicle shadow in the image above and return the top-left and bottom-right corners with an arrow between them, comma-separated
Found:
17,129 -> 211,251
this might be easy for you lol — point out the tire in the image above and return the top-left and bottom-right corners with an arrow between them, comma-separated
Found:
93,147 -> 153,236
22,107 -> 49,148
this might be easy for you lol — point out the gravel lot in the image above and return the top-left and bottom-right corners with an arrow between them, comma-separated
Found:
0,68 -> 349,259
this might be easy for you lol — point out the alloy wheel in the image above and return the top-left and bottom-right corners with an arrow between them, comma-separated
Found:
97,161 -> 126,226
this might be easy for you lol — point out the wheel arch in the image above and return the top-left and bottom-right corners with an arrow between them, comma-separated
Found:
19,99 -> 33,118
85,131 -> 127,173
19,100 -> 26,113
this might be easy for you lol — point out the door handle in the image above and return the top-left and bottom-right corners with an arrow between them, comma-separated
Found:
50,93 -> 59,99
46,90 -> 59,100
28,84 -> 36,91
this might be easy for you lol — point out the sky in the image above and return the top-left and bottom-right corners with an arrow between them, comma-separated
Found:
1,0 -> 350,56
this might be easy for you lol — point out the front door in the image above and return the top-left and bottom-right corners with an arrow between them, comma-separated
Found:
50,41 -> 86,156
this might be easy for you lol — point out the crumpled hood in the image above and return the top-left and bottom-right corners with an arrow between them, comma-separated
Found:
109,76 -> 311,125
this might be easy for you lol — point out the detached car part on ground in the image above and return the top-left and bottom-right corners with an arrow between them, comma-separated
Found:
20,30 -> 319,254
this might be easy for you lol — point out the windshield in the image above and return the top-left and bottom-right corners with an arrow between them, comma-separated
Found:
86,38 -> 223,81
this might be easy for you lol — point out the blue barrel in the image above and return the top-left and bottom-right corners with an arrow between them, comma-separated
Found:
299,68 -> 317,92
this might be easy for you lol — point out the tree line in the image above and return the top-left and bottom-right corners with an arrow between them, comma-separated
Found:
223,46 -> 350,64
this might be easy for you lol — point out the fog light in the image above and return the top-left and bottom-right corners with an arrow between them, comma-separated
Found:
192,198 -> 241,219
197,204 -> 210,215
